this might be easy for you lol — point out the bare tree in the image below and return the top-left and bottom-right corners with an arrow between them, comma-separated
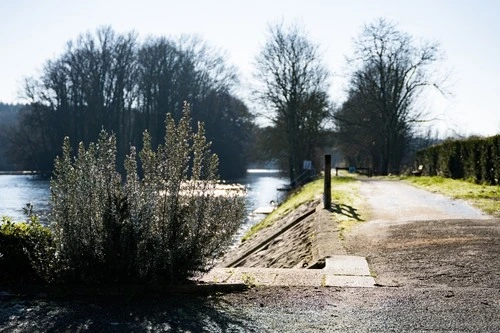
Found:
136,35 -> 239,147
253,22 -> 330,183
18,27 -> 139,173
10,28 -> 252,178
335,18 -> 445,174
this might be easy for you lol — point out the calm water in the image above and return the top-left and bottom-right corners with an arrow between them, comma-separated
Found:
0,170 -> 288,234
0,175 -> 51,222
233,169 -> 289,241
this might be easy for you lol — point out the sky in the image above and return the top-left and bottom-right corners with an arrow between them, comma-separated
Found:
1,0 -> 499,137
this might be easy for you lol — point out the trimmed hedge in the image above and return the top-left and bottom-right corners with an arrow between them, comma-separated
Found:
0,218 -> 55,284
415,135 -> 500,185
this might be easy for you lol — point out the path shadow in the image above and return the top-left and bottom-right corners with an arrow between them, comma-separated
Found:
329,203 -> 364,221
0,291 -> 257,332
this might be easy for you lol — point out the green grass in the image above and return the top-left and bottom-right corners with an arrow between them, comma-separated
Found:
403,176 -> 500,217
242,176 -> 363,241
329,176 -> 365,239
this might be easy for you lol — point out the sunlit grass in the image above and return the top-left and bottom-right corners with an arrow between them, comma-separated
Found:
330,177 -> 365,239
403,176 -> 500,217
242,176 -> 363,241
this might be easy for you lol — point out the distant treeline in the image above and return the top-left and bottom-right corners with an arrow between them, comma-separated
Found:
416,135 -> 500,185
0,103 -> 23,170
2,27 -> 254,179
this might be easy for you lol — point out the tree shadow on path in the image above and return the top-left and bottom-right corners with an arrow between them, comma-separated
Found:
0,292 -> 259,332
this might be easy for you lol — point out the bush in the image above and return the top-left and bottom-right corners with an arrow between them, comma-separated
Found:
51,103 -> 246,284
0,215 -> 55,284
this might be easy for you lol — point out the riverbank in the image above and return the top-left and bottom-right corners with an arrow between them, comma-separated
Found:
221,176 -> 361,268
199,176 -> 368,287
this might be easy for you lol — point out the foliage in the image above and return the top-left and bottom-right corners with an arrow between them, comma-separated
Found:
404,176 -> 500,217
415,134 -> 500,185
0,213 -> 55,284
334,18 -> 446,175
253,22 -> 331,182
51,104 -> 246,284
8,27 -> 253,178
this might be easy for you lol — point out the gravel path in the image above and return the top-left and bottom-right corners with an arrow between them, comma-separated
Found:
345,179 -> 499,288
1,178 -> 499,332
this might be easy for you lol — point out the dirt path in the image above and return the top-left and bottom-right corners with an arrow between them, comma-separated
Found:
345,178 -> 500,288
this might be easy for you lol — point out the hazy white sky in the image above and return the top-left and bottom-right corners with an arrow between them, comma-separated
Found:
1,0 -> 499,137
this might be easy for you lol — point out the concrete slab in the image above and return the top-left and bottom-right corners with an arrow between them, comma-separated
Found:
325,275 -> 375,288
324,255 -> 372,276
202,268 -> 322,287
269,269 -> 324,287
253,206 -> 276,214
200,264 -> 376,288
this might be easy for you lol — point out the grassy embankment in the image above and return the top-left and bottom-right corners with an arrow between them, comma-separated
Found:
242,175 -> 365,241
403,176 -> 500,217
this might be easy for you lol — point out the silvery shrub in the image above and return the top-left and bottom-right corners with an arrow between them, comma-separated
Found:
50,103 -> 245,284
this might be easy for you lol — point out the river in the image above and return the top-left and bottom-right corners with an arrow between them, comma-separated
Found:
0,175 -> 51,223
0,170 -> 289,237
232,169 -> 289,242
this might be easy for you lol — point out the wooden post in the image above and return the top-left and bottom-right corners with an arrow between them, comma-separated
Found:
324,154 -> 331,210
